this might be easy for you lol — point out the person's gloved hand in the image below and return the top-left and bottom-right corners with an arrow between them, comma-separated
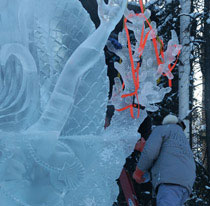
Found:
134,137 -> 146,152
133,166 -> 145,184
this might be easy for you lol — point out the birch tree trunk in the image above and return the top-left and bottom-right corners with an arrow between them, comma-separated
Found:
179,0 -> 192,138
204,0 -> 210,175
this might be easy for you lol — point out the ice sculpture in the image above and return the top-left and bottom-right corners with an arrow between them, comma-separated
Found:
28,0 -> 127,133
32,0 -> 109,136
107,7 -> 181,116
0,44 -> 39,131
0,0 -> 136,206
0,0 -> 182,205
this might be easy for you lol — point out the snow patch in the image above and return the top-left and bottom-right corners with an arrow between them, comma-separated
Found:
205,185 -> 210,190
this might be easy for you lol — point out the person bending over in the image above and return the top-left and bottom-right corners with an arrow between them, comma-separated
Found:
133,114 -> 196,206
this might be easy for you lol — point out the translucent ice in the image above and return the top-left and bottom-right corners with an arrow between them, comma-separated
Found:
157,30 -> 182,79
29,0 -> 127,133
108,9 -> 180,115
0,1 -> 182,206
0,132 -> 85,206
0,43 -> 39,131
0,0 -> 131,206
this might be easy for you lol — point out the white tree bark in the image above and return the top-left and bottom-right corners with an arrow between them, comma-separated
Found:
179,0 -> 192,138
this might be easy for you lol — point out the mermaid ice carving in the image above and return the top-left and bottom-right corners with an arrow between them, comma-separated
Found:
0,0 -> 128,206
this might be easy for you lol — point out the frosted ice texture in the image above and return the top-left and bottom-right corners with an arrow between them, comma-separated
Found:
60,127 -> 140,206
28,0 -> 127,134
108,8 -> 181,113
0,128 -> 140,206
0,132 -> 84,206
157,30 -> 182,79
0,44 -> 39,131
0,0 -> 108,135
0,0 -> 133,206
31,0 -> 108,136
0,1 -> 181,206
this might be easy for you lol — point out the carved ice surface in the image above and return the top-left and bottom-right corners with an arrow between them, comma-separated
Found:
157,30 -> 182,80
31,0 -> 108,136
0,0 -> 137,206
0,126 -> 140,206
0,0 -> 181,205
29,0 -> 127,134
108,8 -> 181,114
0,43 -> 39,131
